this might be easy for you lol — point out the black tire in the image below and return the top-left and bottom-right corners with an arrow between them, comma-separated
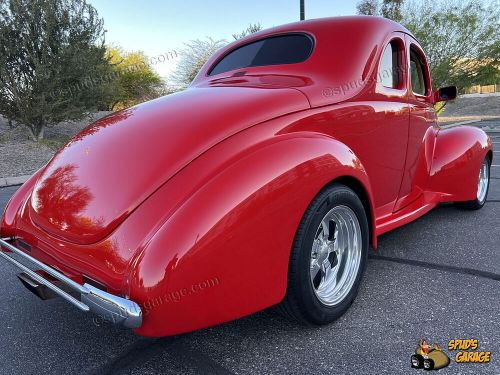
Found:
276,183 -> 369,325
455,155 -> 491,210
423,358 -> 435,371
411,354 -> 424,369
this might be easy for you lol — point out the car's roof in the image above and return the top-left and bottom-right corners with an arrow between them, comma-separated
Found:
192,16 -> 417,107
239,16 -> 413,42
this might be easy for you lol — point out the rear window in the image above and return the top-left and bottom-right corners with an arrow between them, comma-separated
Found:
208,33 -> 313,76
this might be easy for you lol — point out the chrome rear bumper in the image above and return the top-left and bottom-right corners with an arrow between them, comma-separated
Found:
0,237 -> 142,329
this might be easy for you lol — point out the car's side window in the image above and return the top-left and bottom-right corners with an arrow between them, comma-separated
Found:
378,41 -> 402,89
409,48 -> 427,96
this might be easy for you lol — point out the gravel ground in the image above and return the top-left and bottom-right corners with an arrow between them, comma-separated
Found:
0,140 -> 53,178
0,113 -> 110,178
442,95 -> 500,117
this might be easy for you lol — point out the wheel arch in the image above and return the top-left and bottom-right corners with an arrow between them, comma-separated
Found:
329,176 -> 377,248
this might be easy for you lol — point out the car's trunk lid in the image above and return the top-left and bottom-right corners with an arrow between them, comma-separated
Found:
28,87 -> 309,245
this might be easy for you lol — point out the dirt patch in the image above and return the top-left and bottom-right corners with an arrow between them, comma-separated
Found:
0,113 -> 110,178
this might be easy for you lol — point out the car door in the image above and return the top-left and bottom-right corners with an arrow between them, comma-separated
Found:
364,33 -> 410,217
394,35 -> 437,211
316,33 -> 409,218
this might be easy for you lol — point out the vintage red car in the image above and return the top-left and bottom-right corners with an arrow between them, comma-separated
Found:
0,16 -> 492,337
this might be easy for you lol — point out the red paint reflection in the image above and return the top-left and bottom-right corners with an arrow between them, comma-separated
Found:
32,164 -> 103,236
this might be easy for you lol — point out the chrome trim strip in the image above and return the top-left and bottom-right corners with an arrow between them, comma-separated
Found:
0,237 -> 142,328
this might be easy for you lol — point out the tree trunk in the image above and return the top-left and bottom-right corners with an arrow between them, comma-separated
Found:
29,124 -> 45,141
37,126 -> 45,140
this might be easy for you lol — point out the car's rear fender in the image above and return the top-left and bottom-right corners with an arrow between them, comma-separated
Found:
126,122 -> 375,337
0,115 -> 375,338
0,170 -> 43,238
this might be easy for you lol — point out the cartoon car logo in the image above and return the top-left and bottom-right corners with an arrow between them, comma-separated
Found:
411,340 -> 451,371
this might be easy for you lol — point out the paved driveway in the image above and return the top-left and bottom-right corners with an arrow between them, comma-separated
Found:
0,123 -> 499,375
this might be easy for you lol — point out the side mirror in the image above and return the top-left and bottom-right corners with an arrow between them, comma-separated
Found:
433,86 -> 457,103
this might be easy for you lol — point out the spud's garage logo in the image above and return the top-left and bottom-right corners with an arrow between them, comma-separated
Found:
448,339 -> 491,364
411,339 -> 491,371
411,340 -> 450,370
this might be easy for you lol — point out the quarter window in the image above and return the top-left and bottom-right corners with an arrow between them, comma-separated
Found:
378,41 -> 401,89
410,48 -> 427,96
208,34 -> 313,76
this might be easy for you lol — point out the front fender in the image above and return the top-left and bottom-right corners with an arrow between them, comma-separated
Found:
128,125 -> 374,337
429,125 -> 491,201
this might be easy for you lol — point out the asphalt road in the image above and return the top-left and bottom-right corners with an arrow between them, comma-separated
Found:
0,123 -> 499,375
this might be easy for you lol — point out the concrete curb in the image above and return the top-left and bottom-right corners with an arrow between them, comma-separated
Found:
439,119 -> 482,129
0,175 -> 30,188
460,93 -> 500,98
438,116 -> 500,123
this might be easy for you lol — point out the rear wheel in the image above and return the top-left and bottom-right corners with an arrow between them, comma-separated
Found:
277,184 -> 369,325
455,155 -> 490,210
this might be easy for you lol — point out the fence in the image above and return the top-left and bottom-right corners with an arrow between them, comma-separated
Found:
463,84 -> 500,94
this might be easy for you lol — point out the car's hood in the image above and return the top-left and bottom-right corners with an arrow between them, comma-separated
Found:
29,87 -> 310,245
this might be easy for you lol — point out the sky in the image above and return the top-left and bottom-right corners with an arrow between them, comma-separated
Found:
88,0 -> 359,78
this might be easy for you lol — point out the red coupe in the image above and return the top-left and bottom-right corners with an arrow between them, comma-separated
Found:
0,16 -> 492,337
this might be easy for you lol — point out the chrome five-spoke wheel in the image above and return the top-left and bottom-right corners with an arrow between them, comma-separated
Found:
310,205 -> 362,306
278,184 -> 368,325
